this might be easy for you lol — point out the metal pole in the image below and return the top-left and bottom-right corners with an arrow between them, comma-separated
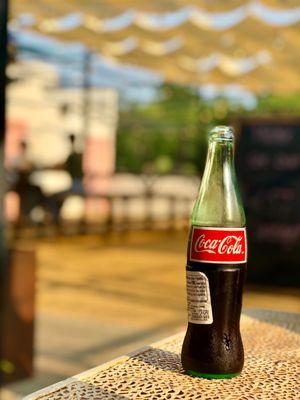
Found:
82,48 -> 91,138
0,0 -> 9,386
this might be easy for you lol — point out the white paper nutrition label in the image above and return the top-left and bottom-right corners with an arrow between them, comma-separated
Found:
186,270 -> 213,324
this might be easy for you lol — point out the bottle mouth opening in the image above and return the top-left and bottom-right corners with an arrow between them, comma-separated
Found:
209,126 -> 234,142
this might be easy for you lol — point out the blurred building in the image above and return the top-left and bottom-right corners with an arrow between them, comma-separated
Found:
6,59 -> 119,220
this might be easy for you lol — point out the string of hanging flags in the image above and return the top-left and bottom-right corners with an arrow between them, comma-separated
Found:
10,1 -> 300,33
102,37 -> 183,56
99,37 -> 272,77
95,35 -> 272,78
178,51 -> 272,77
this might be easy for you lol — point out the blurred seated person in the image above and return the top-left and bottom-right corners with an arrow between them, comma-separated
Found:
65,134 -> 84,194
11,141 -> 44,224
44,134 -> 84,226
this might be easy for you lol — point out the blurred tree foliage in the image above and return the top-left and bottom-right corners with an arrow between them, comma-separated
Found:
117,83 -> 227,175
256,93 -> 300,115
116,83 -> 300,175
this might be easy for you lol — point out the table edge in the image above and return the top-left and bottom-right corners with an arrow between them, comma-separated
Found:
23,332 -> 184,400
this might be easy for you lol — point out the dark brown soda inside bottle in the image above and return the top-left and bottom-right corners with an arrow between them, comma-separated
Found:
181,126 -> 247,379
182,263 -> 246,378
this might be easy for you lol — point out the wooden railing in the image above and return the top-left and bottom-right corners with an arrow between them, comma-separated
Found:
9,191 -> 194,237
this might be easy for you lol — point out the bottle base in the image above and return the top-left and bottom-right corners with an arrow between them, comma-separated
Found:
187,370 -> 241,380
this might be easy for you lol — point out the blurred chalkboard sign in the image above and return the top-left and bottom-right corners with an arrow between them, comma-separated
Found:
235,118 -> 300,286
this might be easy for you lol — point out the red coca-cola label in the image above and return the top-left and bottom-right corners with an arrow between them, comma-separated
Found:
189,227 -> 247,264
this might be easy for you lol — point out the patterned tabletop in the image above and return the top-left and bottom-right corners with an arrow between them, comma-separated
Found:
25,310 -> 300,400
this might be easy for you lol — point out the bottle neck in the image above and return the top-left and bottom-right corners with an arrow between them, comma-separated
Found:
204,138 -> 234,181
192,136 -> 245,227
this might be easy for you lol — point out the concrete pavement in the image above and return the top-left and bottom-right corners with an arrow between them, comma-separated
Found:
2,231 -> 300,398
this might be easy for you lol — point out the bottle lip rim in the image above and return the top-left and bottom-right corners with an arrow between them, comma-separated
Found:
209,126 -> 234,141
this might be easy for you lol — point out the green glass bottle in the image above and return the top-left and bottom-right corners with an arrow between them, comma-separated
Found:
181,126 -> 247,379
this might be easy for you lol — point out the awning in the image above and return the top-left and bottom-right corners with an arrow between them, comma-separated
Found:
9,0 -> 300,93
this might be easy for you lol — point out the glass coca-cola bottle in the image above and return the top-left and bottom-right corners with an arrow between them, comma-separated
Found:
181,126 -> 247,379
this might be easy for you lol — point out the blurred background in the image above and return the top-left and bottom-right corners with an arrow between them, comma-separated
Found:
0,0 -> 300,398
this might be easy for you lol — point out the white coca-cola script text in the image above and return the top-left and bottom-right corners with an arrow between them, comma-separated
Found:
194,234 -> 244,255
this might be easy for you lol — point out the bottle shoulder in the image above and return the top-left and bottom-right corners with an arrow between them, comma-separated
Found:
191,195 -> 246,227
